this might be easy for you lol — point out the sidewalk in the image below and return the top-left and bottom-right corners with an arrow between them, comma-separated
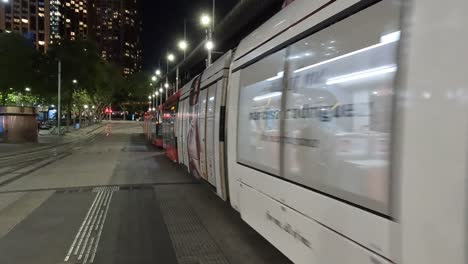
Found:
0,123 -> 105,157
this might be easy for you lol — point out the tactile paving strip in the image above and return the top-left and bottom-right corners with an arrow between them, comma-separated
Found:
154,186 -> 230,264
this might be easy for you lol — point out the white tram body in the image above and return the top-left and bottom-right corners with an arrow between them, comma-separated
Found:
170,0 -> 468,263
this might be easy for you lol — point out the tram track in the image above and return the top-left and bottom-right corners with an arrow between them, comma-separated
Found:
0,126 -> 104,187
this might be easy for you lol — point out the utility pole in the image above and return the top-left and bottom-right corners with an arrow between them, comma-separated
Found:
57,60 -> 61,135
208,0 -> 215,65
176,67 -> 179,91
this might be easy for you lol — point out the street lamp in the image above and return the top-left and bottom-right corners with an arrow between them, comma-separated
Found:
178,40 -> 188,51
159,88 -> 163,93
151,76 -> 157,82
205,40 -> 214,51
72,79 -> 77,84
200,14 -> 211,27
200,14 -> 213,66
155,69 -> 161,76
166,53 -> 175,100
25,87 -> 31,92
167,53 -> 175,62
164,83 -> 169,89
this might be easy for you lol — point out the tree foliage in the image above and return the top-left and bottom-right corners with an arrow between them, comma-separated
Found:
0,32 -> 153,120
0,33 -> 36,105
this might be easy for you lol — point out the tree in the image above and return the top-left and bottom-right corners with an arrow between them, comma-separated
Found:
0,32 -> 36,106
114,71 -> 153,117
47,40 -> 102,127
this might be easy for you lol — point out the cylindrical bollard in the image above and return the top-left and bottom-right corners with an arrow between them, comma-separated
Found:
0,106 -> 38,143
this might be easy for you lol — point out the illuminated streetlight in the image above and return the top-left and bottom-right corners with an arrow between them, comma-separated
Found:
167,53 -> 175,62
151,76 -> 157,82
2,0 -> 9,3
156,91 -> 159,96
164,83 -> 169,89
155,69 -> 161,76
148,96 -> 152,100
72,79 -> 77,84
25,87 -> 31,92
200,14 -> 211,27
205,40 -> 214,51
178,40 -> 188,51
159,88 -> 163,93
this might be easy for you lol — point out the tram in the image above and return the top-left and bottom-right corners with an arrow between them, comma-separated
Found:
148,0 -> 468,263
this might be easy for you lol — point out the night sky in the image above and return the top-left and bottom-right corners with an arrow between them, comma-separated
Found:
138,0 -> 238,72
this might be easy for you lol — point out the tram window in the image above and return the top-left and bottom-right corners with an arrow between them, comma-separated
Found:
283,0 -> 400,215
237,49 -> 286,176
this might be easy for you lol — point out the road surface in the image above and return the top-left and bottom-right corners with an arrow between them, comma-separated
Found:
0,122 -> 291,264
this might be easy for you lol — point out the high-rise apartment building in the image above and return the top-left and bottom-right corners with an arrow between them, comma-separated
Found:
0,0 -> 142,74
49,0 -> 89,44
90,0 -> 141,75
0,0 -> 89,52
0,0 -> 51,52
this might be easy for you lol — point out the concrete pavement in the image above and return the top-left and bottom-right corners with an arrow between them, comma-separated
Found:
0,123 -> 105,158
0,121 -> 292,264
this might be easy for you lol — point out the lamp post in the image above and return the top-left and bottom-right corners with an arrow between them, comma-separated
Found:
166,53 -> 175,99
155,91 -> 159,110
148,96 -> 152,111
178,40 -> 188,60
177,40 -> 188,92
158,87 -> 163,106
57,61 -> 61,135
200,14 -> 213,66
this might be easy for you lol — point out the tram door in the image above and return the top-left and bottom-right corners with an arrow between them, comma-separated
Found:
205,84 -> 217,186
177,100 -> 184,167
182,99 -> 190,169
198,89 -> 208,180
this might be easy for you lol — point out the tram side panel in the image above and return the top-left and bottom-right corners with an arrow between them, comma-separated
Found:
205,82 -> 218,187
227,0 -> 400,263
198,88 -> 209,181
182,99 -> 190,169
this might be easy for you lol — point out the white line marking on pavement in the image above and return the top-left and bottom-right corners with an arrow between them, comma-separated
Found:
89,190 -> 114,263
63,187 -> 118,263
64,191 -> 103,262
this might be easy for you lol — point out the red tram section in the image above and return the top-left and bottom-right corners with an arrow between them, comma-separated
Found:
162,90 -> 182,162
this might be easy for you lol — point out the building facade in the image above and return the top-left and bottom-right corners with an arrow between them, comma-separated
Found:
0,0 -> 51,52
0,0 -> 142,74
49,0 -> 89,44
90,0 -> 142,75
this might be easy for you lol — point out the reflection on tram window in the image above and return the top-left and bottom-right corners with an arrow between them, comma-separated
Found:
237,1 -> 400,215
238,49 -> 286,176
